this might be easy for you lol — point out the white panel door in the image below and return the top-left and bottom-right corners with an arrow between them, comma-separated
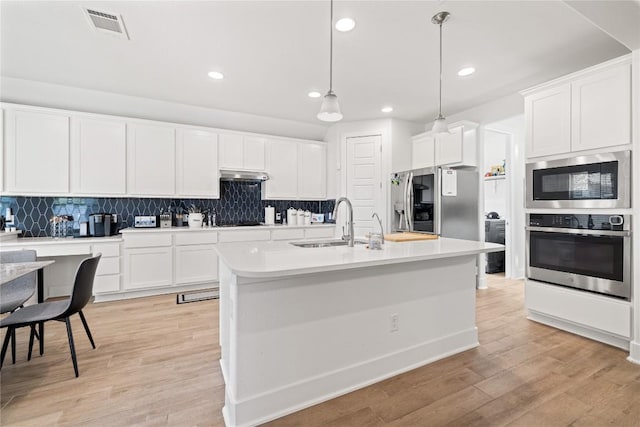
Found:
243,136 -> 266,171
571,63 -> 631,152
5,109 -> 70,194
124,247 -> 173,289
264,139 -> 298,199
412,135 -> 435,169
436,126 -> 464,166
298,142 -> 326,200
71,116 -> 126,195
128,124 -> 176,196
219,133 -> 244,169
176,128 -> 219,198
346,135 -> 382,237
174,244 -> 219,285
525,84 -> 571,158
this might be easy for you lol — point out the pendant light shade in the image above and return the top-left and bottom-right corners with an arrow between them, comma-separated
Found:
318,0 -> 343,122
431,11 -> 450,134
318,90 -> 343,122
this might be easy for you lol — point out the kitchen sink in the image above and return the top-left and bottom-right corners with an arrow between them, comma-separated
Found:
290,239 -> 366,248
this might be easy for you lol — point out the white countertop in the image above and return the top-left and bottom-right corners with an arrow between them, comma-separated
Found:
215,237 -> 504,278
0,236 -> 123,246
119,223 -> 335,233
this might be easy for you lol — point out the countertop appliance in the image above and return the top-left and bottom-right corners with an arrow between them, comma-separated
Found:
134,215 -> 158,228
526,213 -> 631,300
159,213 -> 172,228
391,166 -> 479,240
526,151 -> 630,209
89,213 -> 118,236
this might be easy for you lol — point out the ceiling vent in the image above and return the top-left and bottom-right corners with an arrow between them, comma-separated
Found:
83,7 -> 130,40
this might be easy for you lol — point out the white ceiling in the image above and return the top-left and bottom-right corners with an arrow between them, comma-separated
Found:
0,1 -> 632,125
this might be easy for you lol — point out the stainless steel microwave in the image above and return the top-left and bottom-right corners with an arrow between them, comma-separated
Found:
526,151 -> 631,209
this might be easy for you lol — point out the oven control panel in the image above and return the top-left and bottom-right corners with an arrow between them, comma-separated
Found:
528,214 -> 628,231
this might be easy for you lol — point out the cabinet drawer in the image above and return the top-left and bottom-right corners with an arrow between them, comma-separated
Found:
33,244 -> 92,257
96,256 -> 120,276
271,228 -> 304,241
94,274 -> 120,294
218,230 -> 271,243
92,242 -> 120,257
123,233 -> 172,248
174,232 -> 218,246
305,227 -> 336,239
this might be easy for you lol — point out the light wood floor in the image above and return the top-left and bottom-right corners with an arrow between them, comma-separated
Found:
2,275 -> 639,426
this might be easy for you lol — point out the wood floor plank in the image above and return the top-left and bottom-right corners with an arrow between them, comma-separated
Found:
2,274 -> 639,427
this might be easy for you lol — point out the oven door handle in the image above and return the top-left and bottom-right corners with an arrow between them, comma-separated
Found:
526,226 -> 631,237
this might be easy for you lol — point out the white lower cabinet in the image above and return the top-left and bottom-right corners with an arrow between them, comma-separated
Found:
175,244 -> 218,285
124,247 -> 173,290
92,242 -> 121,294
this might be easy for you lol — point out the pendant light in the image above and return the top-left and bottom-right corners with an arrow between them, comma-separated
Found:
317,0 -> 343,122
431,11 -> 450,134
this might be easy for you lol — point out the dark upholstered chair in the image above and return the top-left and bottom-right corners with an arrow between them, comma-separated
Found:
1,254 -> 101,377
0,250 -> 38,364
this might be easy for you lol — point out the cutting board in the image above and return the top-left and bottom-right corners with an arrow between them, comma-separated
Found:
384,232 -> 439,242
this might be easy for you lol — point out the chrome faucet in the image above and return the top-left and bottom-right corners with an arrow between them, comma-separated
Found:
372,212 -> 385,244
333,197 -> 354,247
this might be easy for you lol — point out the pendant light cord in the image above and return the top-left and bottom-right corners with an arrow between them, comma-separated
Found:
329,0 -> 334,92
438,20 -> 443,118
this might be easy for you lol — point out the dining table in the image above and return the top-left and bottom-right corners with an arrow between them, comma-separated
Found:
1,260 -> 55,356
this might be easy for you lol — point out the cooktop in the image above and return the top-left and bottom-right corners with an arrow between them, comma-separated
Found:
219,221 -> 262,227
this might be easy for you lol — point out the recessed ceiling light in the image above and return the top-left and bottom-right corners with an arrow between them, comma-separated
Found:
308,91 -> 322,98
457,67 -> 475,77
335,18 -> 356,32
381,106 -> 393,113
208,71 -> 224,80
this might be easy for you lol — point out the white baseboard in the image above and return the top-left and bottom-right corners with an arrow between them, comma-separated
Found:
222,328 -> 478,427
93,282 -> 215,303
628,341 -> 640,365
527,311 -> 629,350
476,276 -> 487,289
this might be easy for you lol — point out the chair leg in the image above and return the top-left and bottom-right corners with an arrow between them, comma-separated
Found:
65,318 -> 79,378
28,325 -> 36,361
78,310 -> 96,349
38,321 -> 44,356
1,327 -> 14,369
11,328 -> 16,364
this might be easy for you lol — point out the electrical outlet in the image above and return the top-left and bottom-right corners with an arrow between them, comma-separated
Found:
390,314 -> 399,332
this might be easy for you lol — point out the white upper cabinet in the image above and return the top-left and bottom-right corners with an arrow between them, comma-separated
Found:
176,128 -> 219,198
70,116 -> 127,195
4,108 -> 70,194
298,142 -> 327,200
571,63 -> 631,152
411,121 -> 477,169
523,55 -> 631,159
524,84 -> 571,158
127,123 -> 176,196
412,134 -> 435,170
219,133 -> 265,171
263,139 -> 298,199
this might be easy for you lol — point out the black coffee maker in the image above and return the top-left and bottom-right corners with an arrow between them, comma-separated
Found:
88,213 -> 119,236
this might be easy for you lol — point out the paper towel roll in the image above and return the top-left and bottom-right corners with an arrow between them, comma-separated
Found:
265,206 -> 275,225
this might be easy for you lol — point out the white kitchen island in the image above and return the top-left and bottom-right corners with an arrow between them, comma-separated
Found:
215,237 -> 503,427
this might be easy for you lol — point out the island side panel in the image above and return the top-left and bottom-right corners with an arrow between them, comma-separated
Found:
220,255 -> 478,427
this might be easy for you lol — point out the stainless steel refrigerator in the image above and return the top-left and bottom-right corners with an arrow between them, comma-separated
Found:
390,167 -> 479,241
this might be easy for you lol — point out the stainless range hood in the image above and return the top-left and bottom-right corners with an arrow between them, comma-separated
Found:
219,170 -> 270,182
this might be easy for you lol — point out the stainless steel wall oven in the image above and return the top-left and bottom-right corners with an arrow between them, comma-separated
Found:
526,151 -> 631,209
526,213 -> 631,300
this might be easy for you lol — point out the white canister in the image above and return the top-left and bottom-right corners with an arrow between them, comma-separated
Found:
264,206 -> 275,225
287,207 -> 297,226
304,210 -> 311,225
297,209 -> 304,225
187,213 -> 204,228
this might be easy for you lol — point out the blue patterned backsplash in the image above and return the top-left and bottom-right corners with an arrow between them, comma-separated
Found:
1,181 -> 336,237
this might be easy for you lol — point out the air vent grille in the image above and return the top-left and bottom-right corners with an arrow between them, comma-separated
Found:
83,7 -> 129,40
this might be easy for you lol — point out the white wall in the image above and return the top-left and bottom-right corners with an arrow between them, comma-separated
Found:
0,77 -> 328,141
483,130 -> 508,219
